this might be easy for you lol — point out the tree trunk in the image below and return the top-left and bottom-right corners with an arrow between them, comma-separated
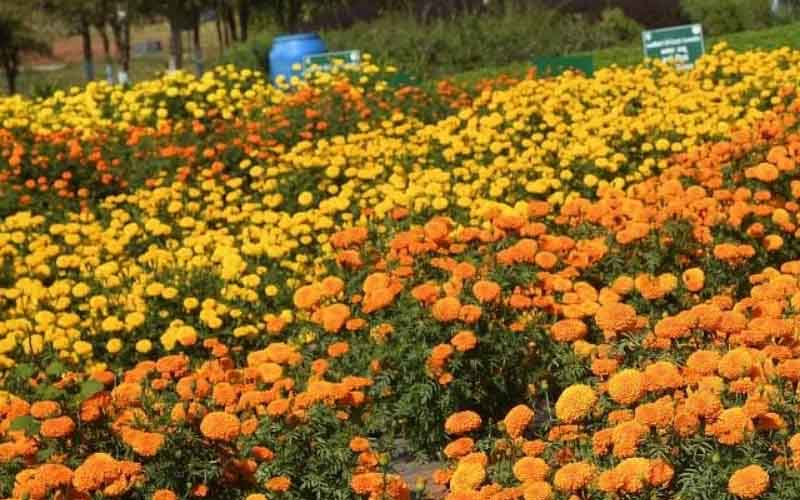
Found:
110,8 -> 131,84
224,4 -> 238,42
79,15 -> 95,81
238,0 -> 250,41
168,17 -> 183,71
2,52 -> 19,95
95,22 -> 114,83
215,4 -> 225,54
192,8 -> 203,76
287,0 -> 302,33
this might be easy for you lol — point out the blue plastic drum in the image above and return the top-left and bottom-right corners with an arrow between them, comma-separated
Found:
268,33 -> 327,85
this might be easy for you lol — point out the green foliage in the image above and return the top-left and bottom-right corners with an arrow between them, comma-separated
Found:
226,4 -> 643,80
681,0 -> 776,35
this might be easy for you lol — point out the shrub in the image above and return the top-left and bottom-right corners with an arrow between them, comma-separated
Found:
595,7 -> 644,44
681,0 -> 776,35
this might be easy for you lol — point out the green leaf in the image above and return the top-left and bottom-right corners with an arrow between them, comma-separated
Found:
9,416 -> 40,436
13,363 -> 35,379
36,447 -> 54,461
45,361 -> 65,378
35,384 -> 64,401
77,380 -> 104,401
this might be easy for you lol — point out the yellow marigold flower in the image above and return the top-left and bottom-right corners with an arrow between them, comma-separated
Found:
555,384 -> 597,423
450,460 -> 485,492
728,465 -> 769,498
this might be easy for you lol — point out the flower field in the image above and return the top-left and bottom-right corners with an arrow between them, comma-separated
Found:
5,44 -> 800,499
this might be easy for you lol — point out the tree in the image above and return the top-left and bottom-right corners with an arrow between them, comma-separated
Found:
93,0 -> 116,83
107,1 -> 132,84
0,7 -> 50,94
53,0 -> 98,82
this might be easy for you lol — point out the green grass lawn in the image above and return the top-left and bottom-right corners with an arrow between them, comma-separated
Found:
9,21 -> 800,96
453,21 -> 800,85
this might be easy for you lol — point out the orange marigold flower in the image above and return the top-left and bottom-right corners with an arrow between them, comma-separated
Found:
553,461 -> 595,492
522,439 -> 547,457
608,369 -> 645,406
523,481 -> 553,500
611,420 -> 649,458
643,361 -> 684,392
513,457 -> 550,482
153,489 -> 178,500
12,463 -> 73,500
682,268 -> 706,292
316,303 -> 351,333
718,348 -> 754,380
555,385 -> 597,423
30,401 -> 60,419
686,350 -> 721,376
707,407 -> 754,445
349,437 -> 370,453
648,458 -> 674,487
451,330 -> 478,352
293,284 -> 322,310
40,416 -> 75,439
120,427 -> 165,457
458,304 -> 482,324
594,302 -> 637,335
266,476 -> 291,492
72,453 -> 143,496
550,319 -> 588,343
412,282 -> 440,304
444,437 -> 474,459
445,411 -> 482,435
432,297 -> 462,322
200,412 -> 240,441
728,465 -> 769,498
504,404 -> 535,439
327,341 -> 350,358
472,280 -> 501,303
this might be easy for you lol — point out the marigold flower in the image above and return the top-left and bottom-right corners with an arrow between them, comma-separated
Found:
450,330 -> 478,352
594,302 -> 637,334
682,267 -> 705,292
503,404 -> 535,439
707,407 -> 754,445
718,348 -> 754,380
728,465 -> 769,498
40,416 -> 75,439
265,476 -> 291,492
608,369 -> 645,406
472,280 -> 501,303
553,461 -> 595,492
513,456 -> 550,482
550,319 -> 588,343
450,460 -> 485,492
522,480 -> 553,500
432,296 -> 462,322
153,489 -> 178,500
554,385 -> 597,423
444,437 -> 474,459
200,412 -> 240,441
445,411 -> 482,435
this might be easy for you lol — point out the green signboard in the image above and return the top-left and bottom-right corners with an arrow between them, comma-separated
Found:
533,55 -> 594,78
642,24 -> 704,70
303,50 -> 362,74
